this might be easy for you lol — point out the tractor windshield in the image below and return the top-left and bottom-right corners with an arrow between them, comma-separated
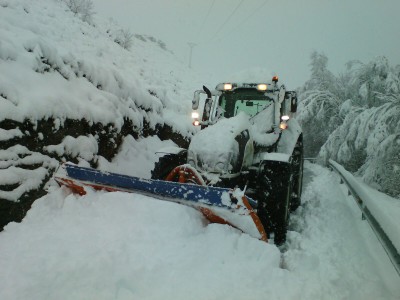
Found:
218,89 -> 273,118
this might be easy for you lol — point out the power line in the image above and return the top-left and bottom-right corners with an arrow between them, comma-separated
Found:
196,0 -> 216,40
229,0 -> 269,34
210,0 -> 245,41
188,42 -> 197,68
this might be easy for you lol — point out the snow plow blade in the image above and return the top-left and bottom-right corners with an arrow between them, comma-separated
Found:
54,163 -> 267,242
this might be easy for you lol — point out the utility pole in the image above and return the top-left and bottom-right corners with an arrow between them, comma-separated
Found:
188,42 -> 197,68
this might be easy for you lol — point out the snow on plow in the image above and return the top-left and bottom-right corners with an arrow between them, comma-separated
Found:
54,163 -> 267,242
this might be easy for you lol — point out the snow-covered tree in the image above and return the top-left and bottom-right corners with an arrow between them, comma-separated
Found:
298,52 -> 343,157
299,53 -> 400,197
303,51 -> 335,91
351,56 -> 390,108
298,90 -> 342,157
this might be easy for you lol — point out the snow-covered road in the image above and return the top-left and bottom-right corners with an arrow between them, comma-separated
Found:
1,151 -> 399,299
283,163 -> 400,299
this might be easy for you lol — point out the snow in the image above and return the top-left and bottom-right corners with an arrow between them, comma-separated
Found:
188,112 -> 250,174
188,108 -> 298,177
0,166 -> 48,202
249,101 -> 279,147
277,119 -> 302,155
1,0 -> 400,299
1,155 -> 399,299
0,145 -> 58,202
0,0 -> 200,136
44,135 -> 99,161
97,135 -> 177,179
0,128 -> 23,141
330,160 -> 400,254
284,163 -> 400,299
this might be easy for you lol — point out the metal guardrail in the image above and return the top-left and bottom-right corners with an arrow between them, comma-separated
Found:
304,157 -> 318,163
328,159 -> 400,278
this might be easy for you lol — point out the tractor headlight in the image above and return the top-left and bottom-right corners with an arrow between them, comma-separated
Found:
191,111 -> 201,126
279,122 -> 288,130
191,111 -> 199,119
223,83 -> 233,90
257,84 -> 268,91
281,115 -> 290,121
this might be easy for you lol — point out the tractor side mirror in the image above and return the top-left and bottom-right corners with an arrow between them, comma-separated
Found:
192,91 -> 201,110
290,95 -> 298,113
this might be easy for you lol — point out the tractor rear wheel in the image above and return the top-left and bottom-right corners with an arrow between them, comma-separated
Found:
290,138 -> 304,212
257,160 -> 293,246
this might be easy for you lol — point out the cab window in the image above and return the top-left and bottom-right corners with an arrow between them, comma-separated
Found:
218,89 -> 273,118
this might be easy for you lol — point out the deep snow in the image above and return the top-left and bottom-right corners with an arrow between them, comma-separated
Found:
1,138 -> 399,300
1,1 -> 400,299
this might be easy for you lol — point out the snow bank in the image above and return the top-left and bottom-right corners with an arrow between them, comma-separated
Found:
284,163 -> 400,299
329,160 -> 400,254
1,162 -> 399,299
97,135 -> 178,179
0,188 -> 283,300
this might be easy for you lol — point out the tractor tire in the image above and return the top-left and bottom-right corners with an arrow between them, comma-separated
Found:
290,138 -> 304,212
273,181 -> 292,245
257,160 -> 293,246
151,151 -> 187,180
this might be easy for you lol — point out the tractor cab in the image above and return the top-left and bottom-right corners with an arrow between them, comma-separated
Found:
190,76 -> 296,133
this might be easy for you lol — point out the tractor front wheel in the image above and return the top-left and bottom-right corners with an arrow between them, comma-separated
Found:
151,151 -> 187,180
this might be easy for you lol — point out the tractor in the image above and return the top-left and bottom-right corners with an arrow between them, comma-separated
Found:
151,76 -> 303,244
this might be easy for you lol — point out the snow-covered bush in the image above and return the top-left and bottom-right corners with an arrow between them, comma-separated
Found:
113,29 -> 134,50
64,0 -> 95,23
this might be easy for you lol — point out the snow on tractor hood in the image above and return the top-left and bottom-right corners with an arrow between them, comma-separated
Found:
188,112 -> 252,178
249,101 -> 279,147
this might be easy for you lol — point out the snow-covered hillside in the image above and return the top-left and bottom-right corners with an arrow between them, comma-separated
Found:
0,0 -> 200,131
0,0 -> 203,228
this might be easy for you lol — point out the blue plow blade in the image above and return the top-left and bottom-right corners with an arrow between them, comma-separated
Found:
54,163 -> 267,241
57,163 -> 258,209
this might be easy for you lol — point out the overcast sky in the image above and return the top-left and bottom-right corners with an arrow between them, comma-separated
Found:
92,0 -> 400,89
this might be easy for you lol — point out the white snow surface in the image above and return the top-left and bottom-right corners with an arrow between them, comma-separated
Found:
1,142 -> 399,299
44,135 -> 99,162
1,0 -> 400,299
